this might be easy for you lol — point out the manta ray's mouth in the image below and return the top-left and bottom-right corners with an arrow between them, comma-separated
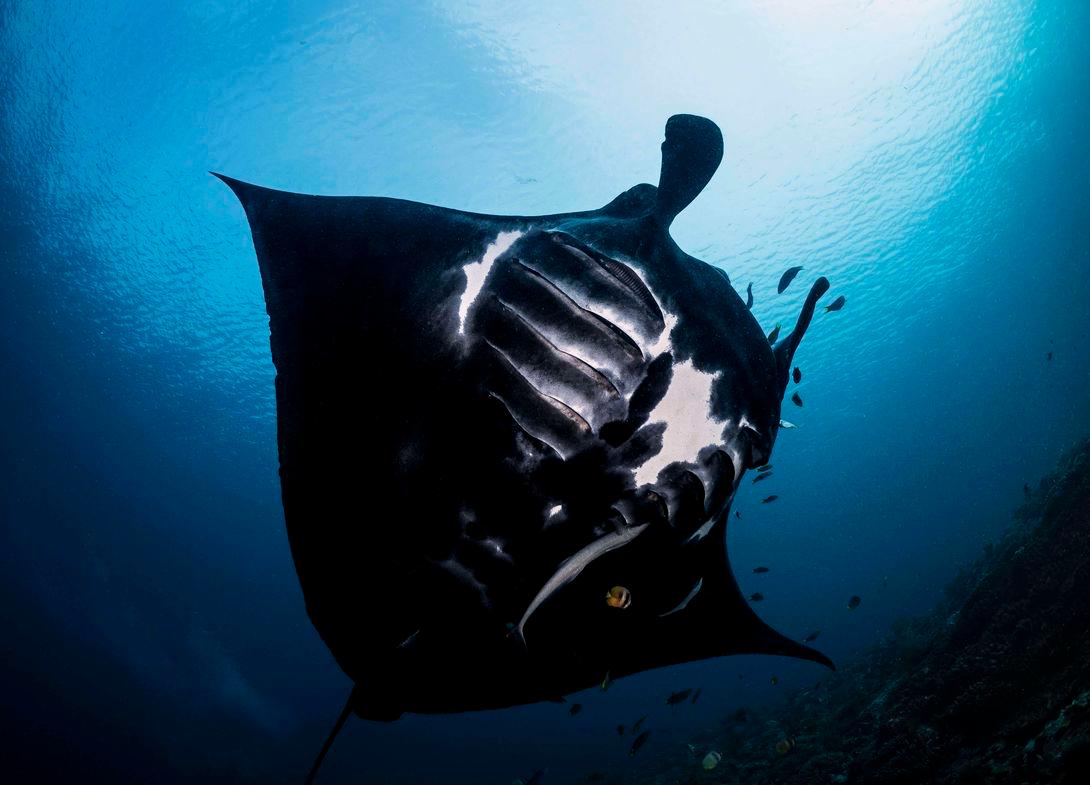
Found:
517,464 -> 741,644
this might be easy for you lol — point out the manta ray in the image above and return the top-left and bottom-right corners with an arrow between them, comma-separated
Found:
218,114 -> 832,777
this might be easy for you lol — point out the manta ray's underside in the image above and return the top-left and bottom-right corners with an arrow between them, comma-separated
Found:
218,114 -> 833,724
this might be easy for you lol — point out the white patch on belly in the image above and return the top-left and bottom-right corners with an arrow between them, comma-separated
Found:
649,311 -> 678,356
634,360 -> 723,486
458,231 -> 522,335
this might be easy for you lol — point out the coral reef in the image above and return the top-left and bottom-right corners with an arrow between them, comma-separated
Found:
640,439 -> 1090,785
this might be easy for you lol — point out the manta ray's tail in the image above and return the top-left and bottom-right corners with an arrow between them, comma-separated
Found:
303,688 -> 358,785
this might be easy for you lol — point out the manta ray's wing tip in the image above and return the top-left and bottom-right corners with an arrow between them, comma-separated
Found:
768,631 -> 836,671
210,172 -> 260,206
807,646 -> 836,671
777,638 -> 836,671
740,610 -> 837,670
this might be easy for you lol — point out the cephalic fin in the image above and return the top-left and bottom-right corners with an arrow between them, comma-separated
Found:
774,276 -> 831,391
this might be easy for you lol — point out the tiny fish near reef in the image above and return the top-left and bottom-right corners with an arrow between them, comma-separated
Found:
666,688 -> 693,705
218,114 -> 835,778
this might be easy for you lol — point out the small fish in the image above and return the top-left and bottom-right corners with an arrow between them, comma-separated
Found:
691,688 -> 702,705
777,265 -> 803,294
666,688 -> 693,706
600,671 -> 613,691
847,595 -> 861,610
779,420 -> 797,429
791,392 -> 803,407
605,585 -> 632,609
745,282 -> 754,309
734,510 -> 741,518
616,724 -> 625,736
761,495 -> 778,504
629,730 -> 651,757
752,566 -> 770,574
757,464 -> 773,472
569,703 -> 583,716
802,630 -> 821,643
749,592 -> 764,602
775,737 -> 797,756
824,295 -> 846,312
767,323 -> 781,344
1047,351 -> 1053,361
752,472 -> 773,484
770,675 -> 779,686
702,751 -> 723,771
686,743 -> 697,754
792,367 -> 802,384
631,715 -> 647,733
1023,483 -> 1031,499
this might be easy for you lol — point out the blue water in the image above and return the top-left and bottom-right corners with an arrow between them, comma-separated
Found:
2,1 -> 1088,783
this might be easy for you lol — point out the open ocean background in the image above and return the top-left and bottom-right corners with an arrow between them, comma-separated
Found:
2,1 -> 1089,782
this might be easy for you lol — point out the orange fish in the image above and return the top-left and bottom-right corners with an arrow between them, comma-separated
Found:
606,586 -> 632,609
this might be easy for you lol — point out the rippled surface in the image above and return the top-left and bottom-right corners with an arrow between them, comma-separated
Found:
2,1 -> 1088,783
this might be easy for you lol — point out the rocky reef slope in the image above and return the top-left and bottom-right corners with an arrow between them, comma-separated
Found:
644,439 -> 1090,785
